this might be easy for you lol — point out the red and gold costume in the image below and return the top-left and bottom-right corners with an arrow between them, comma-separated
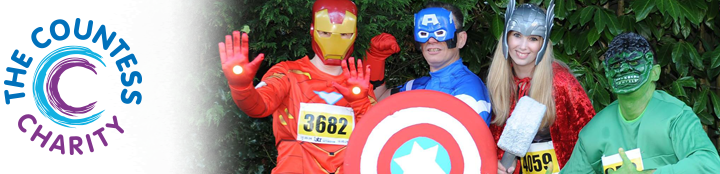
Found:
234,56 -> 375,173
489,62 -> 595,172
219,0 -> 391,173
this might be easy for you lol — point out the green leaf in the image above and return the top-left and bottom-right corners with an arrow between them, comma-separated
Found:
631,0 -> 656,21
587,27 -> 600,45
489,0 -> 502,15
656,42 -> 674,67
672,43 -> 689,76
708,66 -> 720,79
706,46 -> 720,69
563,31 -> 577,55
599,9 -> 622,35
491,14 -> 504,39
697,112 -> 714,125
647,20 -> 664,40
676,76 -> 697,89
619,15 -> 635,32
580,6 -> 596,25
594,72 -> 610,92
241,25 -> 251,33
708,0 -> 718,20
636,21 -> 653,40
594,8 -> 606,33
671,81 -> 688,97
706,20 -> 717,31
689,0 -> 708,10
550,26 -> 566,44
576,30 -> 590,51
681,42 -> 704,70
710,92 -> 720,118
566,0 -> 577,11
693,88 -> 709,114
657,0 -> 682,21
679,3 -> 703,25
555,0 -> 568,20
682,19 -> 692,38
595,83 -> 612,106
567,7 -> 582,26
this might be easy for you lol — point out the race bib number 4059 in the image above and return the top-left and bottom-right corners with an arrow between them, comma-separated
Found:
519,141 -> 560,174
297,103 -> 355,145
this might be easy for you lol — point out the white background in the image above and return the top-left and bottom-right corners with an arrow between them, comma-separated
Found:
0,0 -> 216,173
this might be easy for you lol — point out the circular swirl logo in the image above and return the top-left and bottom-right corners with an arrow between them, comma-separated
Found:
33,46 -> 106,128
7,18 -> 141,155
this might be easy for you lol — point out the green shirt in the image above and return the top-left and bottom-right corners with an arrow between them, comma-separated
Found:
561,90 -> 720,174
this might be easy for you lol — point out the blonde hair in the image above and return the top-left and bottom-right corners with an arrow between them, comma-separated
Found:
487,40 -> 556,128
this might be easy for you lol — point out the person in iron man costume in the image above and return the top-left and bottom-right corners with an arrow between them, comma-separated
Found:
217,0 -> 398,173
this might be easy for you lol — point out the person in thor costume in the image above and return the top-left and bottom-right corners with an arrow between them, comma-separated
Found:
487,1 -> 595,173
216,0 -> 399,173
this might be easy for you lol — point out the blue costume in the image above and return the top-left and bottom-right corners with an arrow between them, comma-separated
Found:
396,59 -> 492,126
392,7 -> 492,125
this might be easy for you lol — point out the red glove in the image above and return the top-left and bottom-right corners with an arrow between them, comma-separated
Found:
332,58 -> 371,103
218,31 -> 265,89
365,33 -> 399,82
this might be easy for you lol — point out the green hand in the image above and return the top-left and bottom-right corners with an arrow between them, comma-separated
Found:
607,148 -> 655,174
545,161 -> 554,174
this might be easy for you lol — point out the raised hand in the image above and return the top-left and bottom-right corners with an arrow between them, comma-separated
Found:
218,31 -> 265,88
366,33 -> 400,82
333,58 -> 371,103
607,148 -> 655,174
368,33 -> 400,56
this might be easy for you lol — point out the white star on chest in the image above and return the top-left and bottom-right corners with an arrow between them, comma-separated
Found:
314,91 -> 343,105
393,142 -> 446,174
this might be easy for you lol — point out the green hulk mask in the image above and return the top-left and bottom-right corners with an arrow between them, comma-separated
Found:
604,51 -> 653,94
604,33 -> 661,121
603,33 -> 656,94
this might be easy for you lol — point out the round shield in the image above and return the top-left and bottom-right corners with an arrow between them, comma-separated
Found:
344,90 -> 497,174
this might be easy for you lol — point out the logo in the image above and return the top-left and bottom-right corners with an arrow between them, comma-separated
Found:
421,14 -> 440,26
4,18 -> 142,155
344,90 -> 497,174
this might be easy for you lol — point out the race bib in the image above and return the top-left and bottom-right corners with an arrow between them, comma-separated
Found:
602,148 -> 643,174
297,103 -> 355,145
519,141 -> 560,174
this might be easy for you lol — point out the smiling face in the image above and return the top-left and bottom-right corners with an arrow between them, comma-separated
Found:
506,31 -> 543,67
421,37 -> 456,68
604,51 -> 653,94
414,7 -> 467,71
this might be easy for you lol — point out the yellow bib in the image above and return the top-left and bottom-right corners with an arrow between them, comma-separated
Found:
296,103 -> 355,145
601,148 -> 644,174
519,141 -> 560,174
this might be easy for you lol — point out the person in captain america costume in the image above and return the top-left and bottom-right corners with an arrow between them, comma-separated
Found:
370,1 -> 493,126
216,0 -> 398,173
486,1 -> 595,173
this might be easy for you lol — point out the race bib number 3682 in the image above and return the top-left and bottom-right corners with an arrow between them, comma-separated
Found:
297,103 -> 355,145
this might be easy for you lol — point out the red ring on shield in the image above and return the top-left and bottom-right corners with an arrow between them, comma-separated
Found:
344,90 -> 497,174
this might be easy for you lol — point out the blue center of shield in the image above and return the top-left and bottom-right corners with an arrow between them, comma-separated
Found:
390,137 -> 451,174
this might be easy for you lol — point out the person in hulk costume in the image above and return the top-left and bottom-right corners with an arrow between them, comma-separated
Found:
217,0 -> 399,173
556,32 -> 720,174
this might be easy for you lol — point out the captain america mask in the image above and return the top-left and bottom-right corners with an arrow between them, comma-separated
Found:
414,7 -> 458,48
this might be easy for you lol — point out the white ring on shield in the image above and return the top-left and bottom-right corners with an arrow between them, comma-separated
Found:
359,107 -> 482,174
